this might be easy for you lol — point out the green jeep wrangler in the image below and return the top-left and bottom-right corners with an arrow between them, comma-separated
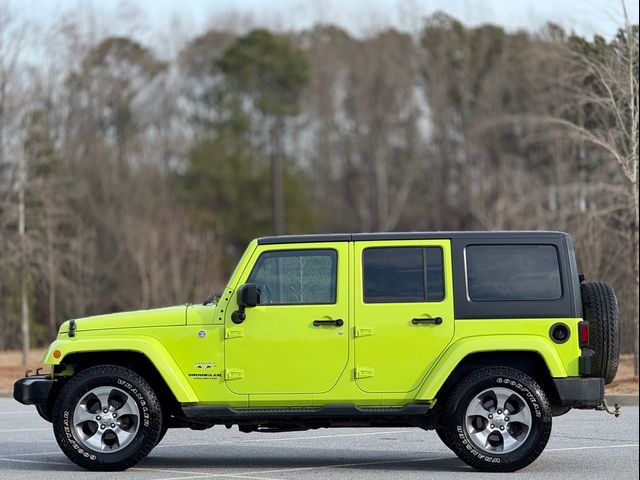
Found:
14,231 -> 620,472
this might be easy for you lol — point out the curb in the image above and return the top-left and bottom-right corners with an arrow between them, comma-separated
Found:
604,393 -> 639,406
0,390 -> 11,398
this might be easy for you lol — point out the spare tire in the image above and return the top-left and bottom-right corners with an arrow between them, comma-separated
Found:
580,281 -> 619,384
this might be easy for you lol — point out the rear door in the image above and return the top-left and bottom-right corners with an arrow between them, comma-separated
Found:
354,240 -> 455,393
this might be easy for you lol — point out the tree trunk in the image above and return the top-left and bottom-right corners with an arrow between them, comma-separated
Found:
271,118 -> 286,235
632,181 -> 639,375
19,150 -> 29,366
46,216 -> 57,340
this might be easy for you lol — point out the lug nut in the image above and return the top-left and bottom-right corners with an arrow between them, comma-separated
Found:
488,414 -> 493,419
497,409 -> 502,414
96,415 -> 101,421
500,426 -> 505,430
112,413 -> 117,418
505,417 -> 510,422
490,424 -> 495,429
103,409 -> 108,414
100,424 -> 106,429
110,423 -> 116,428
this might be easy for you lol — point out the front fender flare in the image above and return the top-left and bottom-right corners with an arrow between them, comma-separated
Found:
415,335 -> 568,401
43,336 -> 199,403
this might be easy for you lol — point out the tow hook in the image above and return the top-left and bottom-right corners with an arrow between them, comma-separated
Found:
596,399 -> 621,417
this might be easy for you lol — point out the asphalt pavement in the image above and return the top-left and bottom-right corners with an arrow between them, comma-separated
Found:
0,398 -> 638,480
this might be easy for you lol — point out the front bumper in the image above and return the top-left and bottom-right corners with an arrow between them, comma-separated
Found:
13,375 -> 53,406
553,377 -> 604,409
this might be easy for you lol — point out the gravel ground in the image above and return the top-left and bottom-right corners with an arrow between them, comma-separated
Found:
0,398 -> 637,480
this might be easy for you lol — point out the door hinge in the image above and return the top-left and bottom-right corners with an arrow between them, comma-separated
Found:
225,327 -> 244,339
355,367 -> 375,379
225,368 -> 244,380
355,326 -> 374,337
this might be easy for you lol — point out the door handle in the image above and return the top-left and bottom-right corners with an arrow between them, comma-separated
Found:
411,317 -> 443,325
313,319 -> 344,327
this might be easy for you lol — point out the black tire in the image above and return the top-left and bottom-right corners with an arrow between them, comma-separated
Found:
435,426 -> 452,450
581,281 -> 619,384
157,424 -> 169,445
551,405 -> 571,417
52,365 -> 163,471
442,367 -> 552,472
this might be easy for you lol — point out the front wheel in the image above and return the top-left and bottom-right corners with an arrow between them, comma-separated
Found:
52,365 -> 163,471
441,367 -> 552,472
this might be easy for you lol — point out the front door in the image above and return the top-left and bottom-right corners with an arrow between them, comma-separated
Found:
354,240 -> 455,393
224,243 -> 349,395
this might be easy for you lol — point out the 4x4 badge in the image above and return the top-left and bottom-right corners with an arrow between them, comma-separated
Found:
194,362 -> 214,369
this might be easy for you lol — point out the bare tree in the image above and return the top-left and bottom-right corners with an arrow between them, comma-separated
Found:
537,8 -> 638,373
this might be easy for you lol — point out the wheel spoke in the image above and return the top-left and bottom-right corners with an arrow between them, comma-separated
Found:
115,394 -> 138,417
499,429 -> 520,451
467,397 -> 492,420
471,426 -> 492,447
113,426 -> 135,447
509,406 -> 532,427
82,429 -> 105,451
493,390 -> 512,412
73,403 -> 98,426
94,389 -> 112,412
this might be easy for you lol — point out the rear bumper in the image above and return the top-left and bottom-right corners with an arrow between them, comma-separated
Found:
553,377 -> 604,409
13,375 -> 53,407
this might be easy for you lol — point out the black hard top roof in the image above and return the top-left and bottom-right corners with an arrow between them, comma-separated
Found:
257,231 -> 570,245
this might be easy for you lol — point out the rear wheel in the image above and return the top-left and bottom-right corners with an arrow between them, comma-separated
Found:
52,365 -> 163,471
442,367 -> 552,472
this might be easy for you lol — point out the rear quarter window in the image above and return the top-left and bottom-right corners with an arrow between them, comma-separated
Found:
465,244 -> 562,301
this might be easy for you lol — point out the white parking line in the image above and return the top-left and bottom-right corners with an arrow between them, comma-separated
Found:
0,457 -> 69,467
148,456 -> 453,480
216,476 -> 287,480
0,451 -> 57,457
0,428 -> 49,433
547,443 -> 639,452
157,429 -> 413,449
0,441 -> 637,480
147,443 -> 640,480
131,466 -> 219,476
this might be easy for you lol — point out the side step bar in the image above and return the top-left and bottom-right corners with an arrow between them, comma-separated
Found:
181,403 -> 431,425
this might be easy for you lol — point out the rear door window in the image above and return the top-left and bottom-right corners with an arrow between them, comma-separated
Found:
363,247 -> 444,303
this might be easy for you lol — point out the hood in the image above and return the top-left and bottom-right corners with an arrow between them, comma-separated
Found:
59,305 -> 188,334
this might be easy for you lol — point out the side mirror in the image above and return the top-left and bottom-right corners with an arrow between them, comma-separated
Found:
237,283 -> 258,308
232,283 -> 257,324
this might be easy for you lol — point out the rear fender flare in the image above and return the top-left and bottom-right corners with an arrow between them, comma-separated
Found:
415,336 -> 568,401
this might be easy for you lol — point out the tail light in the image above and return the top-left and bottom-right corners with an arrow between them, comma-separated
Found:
578,321 -> 589,348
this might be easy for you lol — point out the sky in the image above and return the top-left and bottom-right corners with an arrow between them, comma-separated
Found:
8,0 -> 640,46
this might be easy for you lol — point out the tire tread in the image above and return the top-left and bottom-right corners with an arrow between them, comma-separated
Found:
581,282 -> 619,384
